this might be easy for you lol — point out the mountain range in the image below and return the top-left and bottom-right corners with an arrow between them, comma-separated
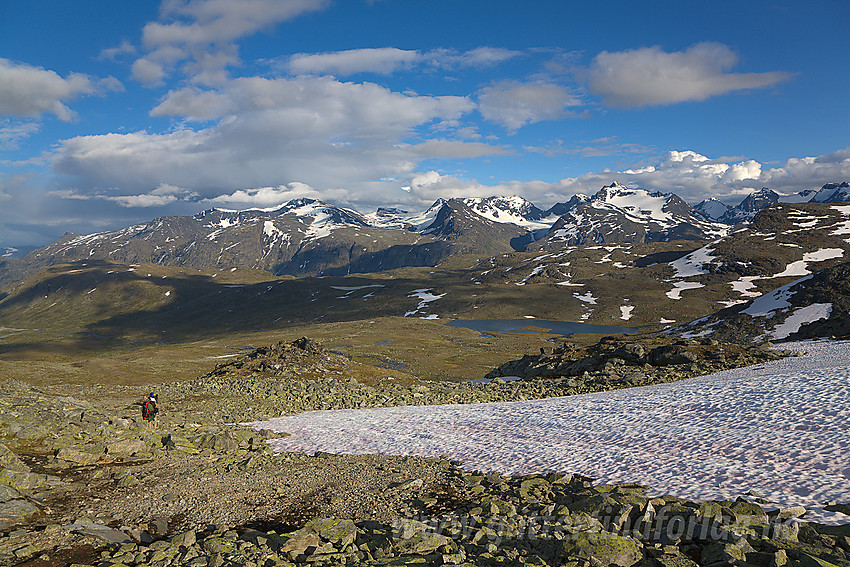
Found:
694,181 -> 850,224
1,182 -> 733,285
0,183 -> 850,332
2,197 -> 850,358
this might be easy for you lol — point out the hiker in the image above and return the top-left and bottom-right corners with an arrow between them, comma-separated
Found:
142,392 -> 159,427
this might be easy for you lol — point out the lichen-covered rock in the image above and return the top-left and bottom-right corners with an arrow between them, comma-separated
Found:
0,468 -> 55,491
393,518 -> 450,555
0,443 -> 27,471
562,531 -> 643,567
277,531 -> 320,555
301,517 -> 358,548
0,499 -> 41,531
106,438 -> 147,455
55,446 -> 102,465
650,345 -> 698,366
194,432 -> 239,452
201,536 -> 236,555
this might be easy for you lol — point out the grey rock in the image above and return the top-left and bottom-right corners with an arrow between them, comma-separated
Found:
393,518 -> 450,555
278,532 -> 320,555
771,520 -> 799,541
651,346 -> 698,366
0,484 -> 23,503
106,439 -> 147,455
171,529 -> 197,548
62,522 -> 132,544
562,532 -> 643,567
0,444 -> 28,472
55,446 -> 101,465
0,499 -> 40,531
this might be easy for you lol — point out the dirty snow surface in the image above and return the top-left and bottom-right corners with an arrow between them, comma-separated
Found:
247,340 -> 850,524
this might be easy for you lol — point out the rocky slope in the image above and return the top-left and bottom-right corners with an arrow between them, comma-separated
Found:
659,201 -> 850,310
0,336 -> 847,566
485,334 -> 788,382
676,261 -> 850,343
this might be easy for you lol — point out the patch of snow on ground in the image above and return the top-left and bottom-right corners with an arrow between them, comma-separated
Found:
803,247 -> 845,262
556,281 -> 584,287
573,292 -> 597,304
769,303 -> 833,340
404,289 -> 446,317
659,318 -> 675,324
729,276 -> 762,298
741,276 -> 811,317
771,248 -> 844,279
516,265 -> 544,285
669,246 -> 715,278
666,281 -> 704,300
247,339 -> 850,524
831,205 -> 850,235
772,261 -> 810,278
619,306 -> 634,320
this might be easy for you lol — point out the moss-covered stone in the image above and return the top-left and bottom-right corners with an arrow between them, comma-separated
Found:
562,531 -> 643,567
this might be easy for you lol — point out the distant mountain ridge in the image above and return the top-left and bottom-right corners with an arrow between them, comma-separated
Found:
531,182 -> 728,248
2,181 -> 846,286
695,182 -> 850,224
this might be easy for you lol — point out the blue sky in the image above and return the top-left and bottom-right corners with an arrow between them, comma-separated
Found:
1,0 -> 848,247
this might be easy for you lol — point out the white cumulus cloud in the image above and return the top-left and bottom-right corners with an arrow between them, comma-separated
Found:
0,58 -> 122,121
289,48 -> 421,76
477,81 -> 581,131
759,148 -> 850,193
398,148 -> 849,210
287,46 -> 522,76
203,182 -> 325,208
134,0 -> 331,84
52,75 -> 477,204
587,42 -> 792,108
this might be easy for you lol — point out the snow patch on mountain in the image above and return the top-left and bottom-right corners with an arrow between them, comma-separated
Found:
404,289 -> 446,317
729,276 -> 762,298
770,304 -> 833,340
741,276 -> 811,317
694,197 -> 730,220
593,184 -> 673,223
573,291 -> 597,304
669,245 -> 716,278
772,248 -> 844,278
666,281 -> 705,300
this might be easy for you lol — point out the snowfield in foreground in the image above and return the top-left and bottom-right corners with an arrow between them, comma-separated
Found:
247,340 -> 850,524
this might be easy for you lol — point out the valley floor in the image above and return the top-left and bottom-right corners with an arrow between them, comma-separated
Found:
249,339 -> 850,525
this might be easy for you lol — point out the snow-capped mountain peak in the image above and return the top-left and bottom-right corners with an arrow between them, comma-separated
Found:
589,184 -> 679,225
458,196 -> 555,230
694,197 -> 732,220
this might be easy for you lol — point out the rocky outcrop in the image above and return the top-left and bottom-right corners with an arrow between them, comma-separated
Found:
4,464 -> 847,566
486,335 -> 788,382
